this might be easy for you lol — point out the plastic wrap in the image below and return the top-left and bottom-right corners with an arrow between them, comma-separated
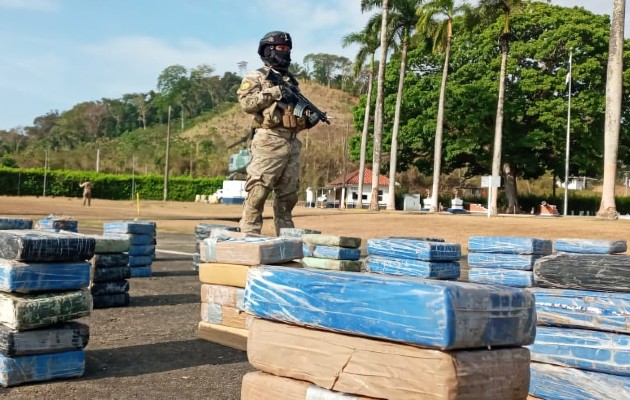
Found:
128,255 -> 153,267
128,244 -> 156,257
92,293 -> 130,308
554,238 -> 627,254
92,265 -> 131,282
0,259 -> 90,293
0,322 -> 89,356
529,326 -> 630,376
365,255 -> 459,280
92,253 -> 129,268
200,236 -> 302,265
103,220 -> 156,235
0,288 -> 92,330
366,238 -> 461,261
279,228 -> 322,238
467,252 -> 541,270
468,268 -> 534,288
529,362 -> 630,400
0,230 -> 95,262
200,284 -> 244,309
0,218 -> 32,230
129,266 -> 152,278
247,318 -> 531,400
301,257 -> 362,272
530,288 -> 630,333
91,280 -> 129,295
301,234 -> 361,249
36,216 -> 78,233
302,244 -> 361,260
104,232 -> 154,246
0,349 -> 85,387
534,253 -> 630,292
468,236 -> 552,255
244,266 -> 536,349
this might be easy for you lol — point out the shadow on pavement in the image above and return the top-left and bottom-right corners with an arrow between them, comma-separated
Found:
151,269 -> 198,277
128,294 -> 200,307
84,339 -> 248,379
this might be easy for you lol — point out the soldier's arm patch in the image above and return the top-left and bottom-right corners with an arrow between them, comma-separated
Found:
239,81 -> 252,91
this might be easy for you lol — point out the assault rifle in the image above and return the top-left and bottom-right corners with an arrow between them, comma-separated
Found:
266,70 -> 331,125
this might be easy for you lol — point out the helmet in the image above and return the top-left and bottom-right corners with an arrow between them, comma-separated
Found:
258,31 -> 292,72
257,31 -> 292,57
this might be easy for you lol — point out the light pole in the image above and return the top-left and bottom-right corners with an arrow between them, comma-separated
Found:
163,105 -> 172,202
563,50 -> 573,216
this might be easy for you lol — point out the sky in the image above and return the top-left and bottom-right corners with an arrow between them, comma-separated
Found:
0,0 -> 622,131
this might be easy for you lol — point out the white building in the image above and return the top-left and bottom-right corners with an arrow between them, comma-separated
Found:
323,168 -> 391,209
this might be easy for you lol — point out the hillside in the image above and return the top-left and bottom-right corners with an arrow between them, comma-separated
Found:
182,81 -> 361,188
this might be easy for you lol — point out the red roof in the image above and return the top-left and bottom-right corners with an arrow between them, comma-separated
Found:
327,168 -> 389,187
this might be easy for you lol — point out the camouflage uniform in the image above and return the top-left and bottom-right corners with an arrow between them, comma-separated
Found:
237,66 -> 310,235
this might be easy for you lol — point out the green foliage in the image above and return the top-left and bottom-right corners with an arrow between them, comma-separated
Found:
0,167 -> 224,201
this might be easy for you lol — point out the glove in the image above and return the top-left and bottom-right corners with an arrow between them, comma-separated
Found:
280,86 -> 298,105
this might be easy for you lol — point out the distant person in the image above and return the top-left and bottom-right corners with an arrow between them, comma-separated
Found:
80,181 -> 93,206
237,31 -> 322,235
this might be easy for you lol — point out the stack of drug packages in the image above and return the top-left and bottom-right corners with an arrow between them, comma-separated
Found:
0,229 -> 94,387
365,237 -> 461,280
197,231 -> 302,351
103,221 -> 156,278
90,235 -> 132,308
467,236 -> 552,288
193,223 -> 240,271
36,215 -> 79,233
300,233 -> 362,272
528,238 -> 630,399
0,218 -> 33,231
241,236 -> 535,399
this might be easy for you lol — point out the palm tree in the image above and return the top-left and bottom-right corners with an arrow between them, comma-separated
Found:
417,0 -> 470,212
471,0 -> 528,215
361,0 -> 390,211
597,0 -> 626,219
342,20 -> 381,209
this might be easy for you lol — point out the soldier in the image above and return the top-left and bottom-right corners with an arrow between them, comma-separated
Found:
79,181 -> 93,206
237,31 -> 320,235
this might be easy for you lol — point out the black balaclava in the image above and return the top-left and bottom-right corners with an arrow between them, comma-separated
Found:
258,31 -> 292,72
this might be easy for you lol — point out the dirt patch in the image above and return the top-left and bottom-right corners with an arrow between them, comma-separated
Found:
0,196 -> 628,399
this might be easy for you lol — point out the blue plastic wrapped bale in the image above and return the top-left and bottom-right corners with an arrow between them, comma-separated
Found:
128,255 -> 153,267
529,326 -> 630,376
0,322 -> 89,356
0,349 -> 85,387
468,236 -> 552,255
103,220 -> 156,235
0,218 -> 32,230
554,238 -> 627,254
467,252 -> 542,270
244,266 -> 536,350
365,255 -> 459,280
36,216 -> 78,233
531,288 -> 630,333
388,236 -> 444,242
0,230 -> 95,262
534,253 -> 630,292
530,361 -> 630,400
130,265 -> 152,278
91,280 -> 129,296
0,259 -> 90,293
200,236 -> 302,265
302,244 -> 361,261
366,238 -> 461,262
195,223 -> 240,237
468,268 -> 534,288
128,244 -> 156,257
0,288 -> 92,330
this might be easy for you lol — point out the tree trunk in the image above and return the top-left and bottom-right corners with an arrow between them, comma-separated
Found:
430,34 -> 452,213
597,0 -> 625,220
489,37 -> 509,216
358,56 -> 375,210
386,36 -> 409,211
370,0 -> 389,211
502,162 -> 522,214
